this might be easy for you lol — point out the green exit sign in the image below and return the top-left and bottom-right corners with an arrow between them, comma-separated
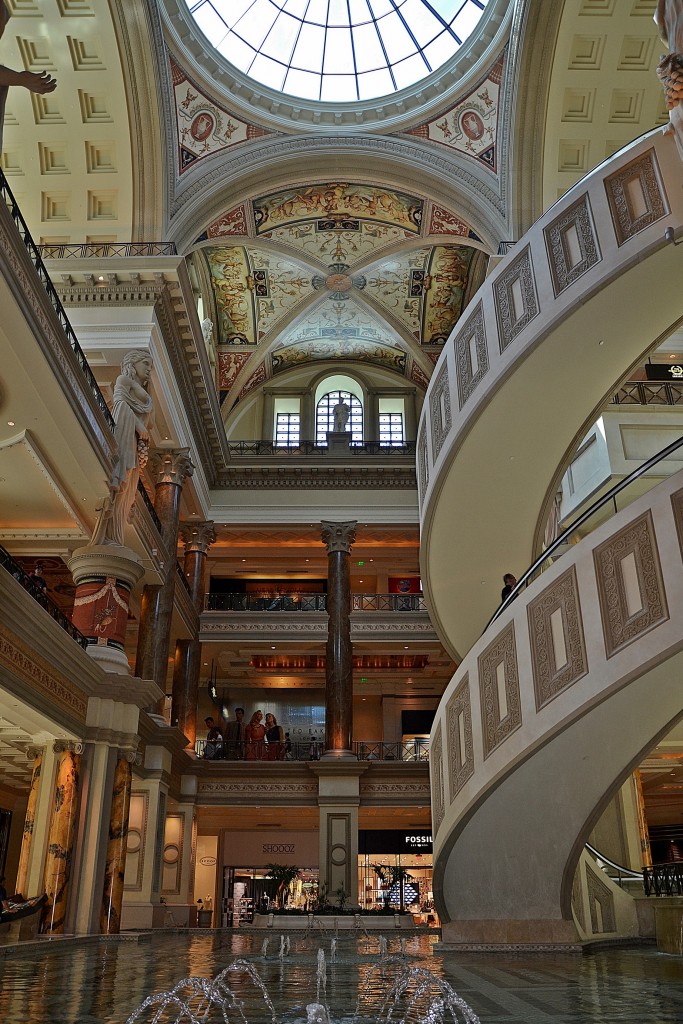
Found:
357,560 -> 365,566
361,677 -> 368,683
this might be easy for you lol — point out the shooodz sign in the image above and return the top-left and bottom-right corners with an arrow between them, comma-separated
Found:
262,843 -> 295,854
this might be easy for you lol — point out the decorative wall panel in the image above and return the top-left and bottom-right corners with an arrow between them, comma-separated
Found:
431,723 -> 445,836
594,510 -> 668,658
455,302 -> 488,409
493,245 -> 539,352
586,861 -> 616,933
446,676 -> 474,801
478,622 -> 522,758
544,194 -> 601,296
604,149 -> 668,246
429,363 -> 451,460
528,566 -> 588,710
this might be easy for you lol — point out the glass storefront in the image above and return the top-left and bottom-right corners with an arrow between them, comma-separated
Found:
222,866 -> 319,925
357,831 -> 437,925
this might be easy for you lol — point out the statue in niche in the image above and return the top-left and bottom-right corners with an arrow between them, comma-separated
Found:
332,400 -> 350,433
201,318 -> 214,346
91,351 -> 155,547
0,2 -> 56,151
655,1 -> 683,150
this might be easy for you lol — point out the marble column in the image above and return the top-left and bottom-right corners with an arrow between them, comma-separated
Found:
171,521 -> 215,744
14,747 -> 43,897
135,448 -> 194,710
100,753 -> 134,934
321,520 -> 357,758
40,742 -> 82,934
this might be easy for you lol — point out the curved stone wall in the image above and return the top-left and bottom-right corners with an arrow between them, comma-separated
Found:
418,127 -> 683,661
430,467 -> 683,946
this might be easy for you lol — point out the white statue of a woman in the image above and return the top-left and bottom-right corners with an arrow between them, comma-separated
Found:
92,350 -> 154,547
655,1 -> 683,151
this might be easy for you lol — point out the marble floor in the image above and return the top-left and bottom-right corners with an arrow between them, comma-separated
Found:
0,932 -> 681,1023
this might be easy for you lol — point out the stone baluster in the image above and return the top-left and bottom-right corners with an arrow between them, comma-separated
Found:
135,448 -> 194,710
171,521 -> 215,745
321,520 -> 357,758
40,741 -> 82,934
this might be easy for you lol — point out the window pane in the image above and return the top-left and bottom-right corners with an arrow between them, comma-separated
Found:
188,0 -> 488,101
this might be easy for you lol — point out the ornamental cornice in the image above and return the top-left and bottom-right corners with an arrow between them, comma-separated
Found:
215,467 -> 417,489
180,521 -> 216,554
56,282 -> 165,305
150,446 -> 195,487
0,625 -> 88,722
321,520 -> 357,555
197,781 -> 318,800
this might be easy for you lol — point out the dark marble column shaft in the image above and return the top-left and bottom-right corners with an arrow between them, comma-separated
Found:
171,522 -> 215,743
135,449 -> 194,708
321,521 -> 357,756
100,754 -> 133,934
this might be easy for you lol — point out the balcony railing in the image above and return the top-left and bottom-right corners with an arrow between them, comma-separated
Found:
204,593 -> 425,613
194,738 -> 429,762
176,560 -> 192,595
137,479 -> 163,535
643,863 -> 683,897
612,381 -> 683,407
0,170 -> 115,433
205,592 -> 327,612
352,594 -> 425,612
38,242 -> 177,258
0,545 -> 89,649
227,440 -> 416,457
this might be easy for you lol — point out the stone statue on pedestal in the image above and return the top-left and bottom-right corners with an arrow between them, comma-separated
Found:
655,1 -> 683,156
332,400 -> 350,433
91,350 -> 155,547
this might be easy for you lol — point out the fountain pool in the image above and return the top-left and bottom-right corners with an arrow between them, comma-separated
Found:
0,932 -> 682,1023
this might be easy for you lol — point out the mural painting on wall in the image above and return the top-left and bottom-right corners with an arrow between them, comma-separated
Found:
206,247 -> 315,345
428,204 -> 480,240
405,51 -> 505,172
260,219 -> 413,268
206,247 -> 255,345
170,57 -> 270,174
410,361 -> 431,390
195,204 -> 251,241
238,361 -> 268,402
218,351 -> 251,393
272,338 -> 407,375
253,183 -> 423,235
422,246 -> 476,345
284,296 -> 397,347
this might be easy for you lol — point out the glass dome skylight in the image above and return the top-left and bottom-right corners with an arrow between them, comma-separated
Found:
186,0 -> 489,103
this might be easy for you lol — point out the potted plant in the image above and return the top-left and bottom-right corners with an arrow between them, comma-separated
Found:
196,896 -> 213,928
265,863 -> 301,910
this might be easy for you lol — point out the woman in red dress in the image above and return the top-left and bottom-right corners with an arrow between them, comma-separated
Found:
245,710 -> 266,760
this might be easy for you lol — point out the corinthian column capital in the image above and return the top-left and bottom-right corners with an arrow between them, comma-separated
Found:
321,520 -> 357,554
180,521 -> 216,554
150,447 -> 195,487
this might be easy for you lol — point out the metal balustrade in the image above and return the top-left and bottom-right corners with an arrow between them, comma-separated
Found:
0,545 -> 89,649
38,242 -> 177,258
195,737 -> 429,762
136,479 -> 163,534
204,593 -> 425,613
0,169 -> 115,433
227,440 -> 416,457
176,561 -> 192,595
643,863 -> 683,897
612,380 -> 683,407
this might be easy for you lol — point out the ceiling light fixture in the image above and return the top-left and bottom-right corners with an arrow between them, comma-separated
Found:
7,420 -> 14,426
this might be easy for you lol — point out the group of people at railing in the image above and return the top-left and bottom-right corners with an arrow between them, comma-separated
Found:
203,709 -> 292,761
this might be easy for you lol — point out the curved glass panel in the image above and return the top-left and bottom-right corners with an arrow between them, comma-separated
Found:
186,0 -> 490,103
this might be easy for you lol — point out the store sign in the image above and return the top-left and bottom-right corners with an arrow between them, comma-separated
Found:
359,830 -> 433,855
404,834 -> 432,850
200,856 -> 217,867
262,844 -> 295,854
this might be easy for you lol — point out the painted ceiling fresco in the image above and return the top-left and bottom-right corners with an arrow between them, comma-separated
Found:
252,183 -> 423,235
201,182 -> 485,407
207,246 -> 314,345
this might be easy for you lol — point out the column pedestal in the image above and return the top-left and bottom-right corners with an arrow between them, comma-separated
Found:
69,545 -> 145,675
310,763 -> 367,908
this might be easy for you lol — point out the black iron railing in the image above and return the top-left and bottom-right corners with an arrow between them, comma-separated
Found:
194,738 -> 429,762
643,862 -> 683,897
227,440 -> 416,457
136,479 -> 163,535
38,242 -> 177,258
612,381 -> 683,407
0,545 -> 89,649
488,430 -> 683,631
205,592 -> 327,612
584,843 -> 643,889
352,594 -> 425,612
0,170 -> 115,433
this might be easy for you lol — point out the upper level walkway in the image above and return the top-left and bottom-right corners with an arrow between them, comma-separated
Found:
418,127 -> 683,662
420,126 -> 683,946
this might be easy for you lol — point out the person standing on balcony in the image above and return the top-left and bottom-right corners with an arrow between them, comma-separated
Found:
0,2 -> 57,150
265,713 -> 284,760
245,710 -> 266,760
224,707 -> 246,760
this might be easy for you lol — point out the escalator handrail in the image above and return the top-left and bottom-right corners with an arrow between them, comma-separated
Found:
585,842 -> 643,880
487,430 -> 683,631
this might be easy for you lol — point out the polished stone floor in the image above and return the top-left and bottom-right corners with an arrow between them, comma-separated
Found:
0,932 -> 681,1023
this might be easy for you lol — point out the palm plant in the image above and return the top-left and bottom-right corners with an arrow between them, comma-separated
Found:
265,863 -> 301,909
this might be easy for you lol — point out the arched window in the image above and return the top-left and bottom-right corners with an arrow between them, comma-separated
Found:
316,390 -> 363,445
